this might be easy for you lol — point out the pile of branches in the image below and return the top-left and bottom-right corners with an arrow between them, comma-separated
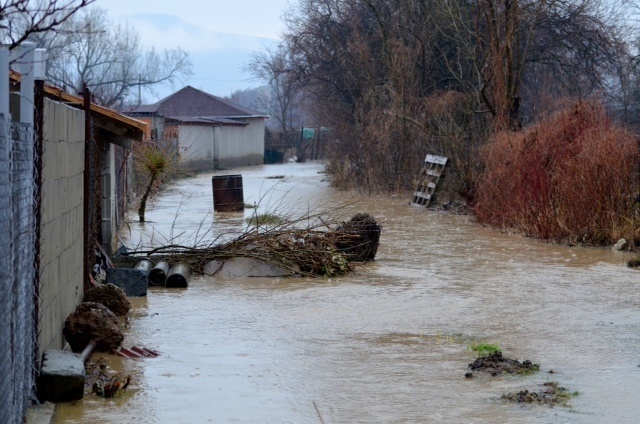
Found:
127,213 -> 381,278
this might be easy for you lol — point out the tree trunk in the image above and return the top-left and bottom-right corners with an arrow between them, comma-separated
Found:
138,174 -> 156,222
509,95 -> 521,131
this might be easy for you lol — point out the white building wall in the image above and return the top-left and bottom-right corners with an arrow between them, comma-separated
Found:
178,125 -> 215,171
214,118 -> 265,168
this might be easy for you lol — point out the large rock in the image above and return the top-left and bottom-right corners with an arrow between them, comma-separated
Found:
37,350 -> 85,402
105,268 -> 148,296
84,283 -> 131,315
63,302 -> 123,353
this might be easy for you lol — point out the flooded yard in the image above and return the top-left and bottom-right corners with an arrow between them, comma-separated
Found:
55,162 -> 640,423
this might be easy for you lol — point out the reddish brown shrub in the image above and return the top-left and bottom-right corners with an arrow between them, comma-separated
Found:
475,101 -> 640,246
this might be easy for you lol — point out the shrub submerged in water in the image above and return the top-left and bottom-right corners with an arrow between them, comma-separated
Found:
475,101 -> 640,247
335,213 -> 382,261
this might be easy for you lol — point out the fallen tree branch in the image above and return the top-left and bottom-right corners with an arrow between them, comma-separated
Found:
125,214 -> 382,277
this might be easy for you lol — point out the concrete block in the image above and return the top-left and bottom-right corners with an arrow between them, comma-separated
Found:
106,268 -> 149,296
37,350 -> 85,403
25,401 -> 55,424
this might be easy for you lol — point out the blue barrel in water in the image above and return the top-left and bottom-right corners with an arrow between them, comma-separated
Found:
212,174 -> 244,212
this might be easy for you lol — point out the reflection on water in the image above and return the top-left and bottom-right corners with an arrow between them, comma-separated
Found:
55,162 -> 640,424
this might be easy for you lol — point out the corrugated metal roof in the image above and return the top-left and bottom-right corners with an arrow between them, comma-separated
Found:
10,70 -> 146,140
126,86 -> 268,119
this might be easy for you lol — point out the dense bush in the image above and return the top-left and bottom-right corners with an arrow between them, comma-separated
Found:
475,101 -> 640,247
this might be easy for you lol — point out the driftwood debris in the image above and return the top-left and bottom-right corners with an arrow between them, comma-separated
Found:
86,358 -> 131,398
127,213 -> 382,278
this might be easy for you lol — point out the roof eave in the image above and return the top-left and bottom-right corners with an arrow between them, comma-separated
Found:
11,71 -> 147,141
224,115 -> 268,119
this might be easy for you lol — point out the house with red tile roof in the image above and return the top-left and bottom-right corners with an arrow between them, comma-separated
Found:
126,85 -> 268,171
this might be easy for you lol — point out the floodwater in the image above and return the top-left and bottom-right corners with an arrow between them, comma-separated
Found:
55,162 -> 640,424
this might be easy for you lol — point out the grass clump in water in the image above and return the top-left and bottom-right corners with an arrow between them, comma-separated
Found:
470,343 -> 502,357
246,213 -> 286,227
468,348 -> 540,376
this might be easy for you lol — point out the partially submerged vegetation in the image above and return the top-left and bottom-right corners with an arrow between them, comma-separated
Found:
246,212 -> 287,227
502,382 -> 579,406
127,211 -> 381,278
465,346 -> 578,407
461,338 -> 586,411
468,350 -> 539,376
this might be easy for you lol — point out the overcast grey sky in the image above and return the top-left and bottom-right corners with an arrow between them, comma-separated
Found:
97,0 -> 292,39
94,0 -> 294,98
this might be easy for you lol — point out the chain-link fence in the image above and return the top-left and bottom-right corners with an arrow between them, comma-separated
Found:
0,118 -> 37,423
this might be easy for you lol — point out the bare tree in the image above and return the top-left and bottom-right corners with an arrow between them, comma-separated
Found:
280,0 -> 453,190
1,0 -> 95,49
435,0 -> 627,130
248,45 -> 306,134
30,7 -> 192,108
274,0 -> 635,195
227,86 -> 265,112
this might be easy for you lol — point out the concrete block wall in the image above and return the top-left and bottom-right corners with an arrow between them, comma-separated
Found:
38,99 -> 85,356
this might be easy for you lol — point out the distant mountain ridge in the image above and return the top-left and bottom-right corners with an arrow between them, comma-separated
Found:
126,13 -> 276,51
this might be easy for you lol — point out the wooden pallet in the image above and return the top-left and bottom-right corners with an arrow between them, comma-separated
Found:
412,154 -> 447,207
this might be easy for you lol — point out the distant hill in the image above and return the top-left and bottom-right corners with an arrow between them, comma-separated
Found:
113,13 -> 277,101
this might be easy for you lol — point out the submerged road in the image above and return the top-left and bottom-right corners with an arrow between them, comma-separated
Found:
56,162 -> 640,424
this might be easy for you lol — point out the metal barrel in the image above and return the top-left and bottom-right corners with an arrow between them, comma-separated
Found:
212,174 -> 244,212
134,259 -> 153,272
166,263 -> 190,288
149,261 -> 170,286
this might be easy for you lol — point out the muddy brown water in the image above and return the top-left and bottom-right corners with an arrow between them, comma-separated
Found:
54,163 -> 640,423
